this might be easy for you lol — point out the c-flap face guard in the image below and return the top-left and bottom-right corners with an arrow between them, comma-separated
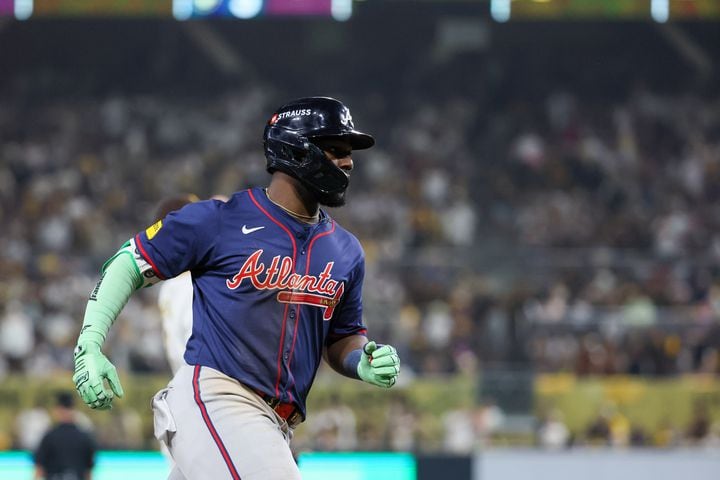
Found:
265,127 -> 350,195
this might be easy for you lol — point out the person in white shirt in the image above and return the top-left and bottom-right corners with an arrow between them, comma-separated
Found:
153,194 -> 228,374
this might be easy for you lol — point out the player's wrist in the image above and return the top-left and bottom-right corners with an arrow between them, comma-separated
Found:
342,349 -> 363,380
76,331 -> 104,347
74,340 -> 102,358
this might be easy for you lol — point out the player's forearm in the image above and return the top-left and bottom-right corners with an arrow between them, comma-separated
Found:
76,243 -> 144,348
324,334 -> 368,379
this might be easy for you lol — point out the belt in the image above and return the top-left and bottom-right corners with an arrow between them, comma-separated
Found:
254,389 -> 302,428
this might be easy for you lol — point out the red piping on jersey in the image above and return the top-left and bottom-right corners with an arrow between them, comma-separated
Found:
134,234 -> 166,280
192,365 -> 241,480
248,189 -> 297,399
286,221 -> 336,400
304,221 -> 335,284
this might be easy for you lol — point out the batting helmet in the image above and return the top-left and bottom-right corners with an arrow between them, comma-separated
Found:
263,97 -> 375,195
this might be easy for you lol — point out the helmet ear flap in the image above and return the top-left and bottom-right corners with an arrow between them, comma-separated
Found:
280,144 -> 299,162
264,126 -> 349,195
264,126 -> 309,166
297,143 -> 349,194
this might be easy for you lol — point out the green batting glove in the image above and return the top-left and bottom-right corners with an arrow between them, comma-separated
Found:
72,342 -> 124,410
357,341 -> 400,388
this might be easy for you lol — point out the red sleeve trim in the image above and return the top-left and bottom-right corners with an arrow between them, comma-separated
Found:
325,329 -> 368,347
134,234 -> 166,280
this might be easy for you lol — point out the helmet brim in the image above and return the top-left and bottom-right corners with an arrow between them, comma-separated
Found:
311,131 -> 375,151
346,131 -> 375,150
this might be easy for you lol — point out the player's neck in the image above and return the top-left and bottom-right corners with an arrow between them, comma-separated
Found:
266,174 -> 320,223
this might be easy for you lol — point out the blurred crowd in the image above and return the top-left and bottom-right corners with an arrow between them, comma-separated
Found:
8,389 -> 719,454
0,9 -> 718,464
2,33 -> 720,454
1,81 -> 720,380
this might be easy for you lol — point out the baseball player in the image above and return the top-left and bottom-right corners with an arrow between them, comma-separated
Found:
72,97 -> 401,480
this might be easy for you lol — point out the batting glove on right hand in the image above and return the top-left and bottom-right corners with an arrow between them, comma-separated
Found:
73,342 -> 124,410
357,341 -> 400,388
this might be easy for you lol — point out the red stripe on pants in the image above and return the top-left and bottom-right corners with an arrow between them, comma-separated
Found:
192,365 -> 241,480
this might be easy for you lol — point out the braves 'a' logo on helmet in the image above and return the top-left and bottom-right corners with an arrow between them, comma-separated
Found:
339,109 -> 353,128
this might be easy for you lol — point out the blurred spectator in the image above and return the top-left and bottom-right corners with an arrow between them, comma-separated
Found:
385,395 -> 420,452
14,400 -> 51,451
0,300 -> 35,373
473,398 -> 505,448
96,407 -> 143,450
33,391 -> 97,480
536,408 -> 571,450
608,408 -> 631,448
653,419 -> 682,448
585,409 -> 611,446
306,394 -> 357,452
701,421 -> 720,449
442,407 -> 477,454
685,402 -> 712,446
629,424 -> 649,447
584,403 -> 632,448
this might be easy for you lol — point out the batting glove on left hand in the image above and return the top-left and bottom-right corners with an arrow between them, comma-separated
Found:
73,342 -> 124,410
357,341 -> 400,388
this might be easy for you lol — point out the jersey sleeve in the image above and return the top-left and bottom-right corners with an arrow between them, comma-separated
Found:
134,200 -> 222,280
325,254 -> 368,346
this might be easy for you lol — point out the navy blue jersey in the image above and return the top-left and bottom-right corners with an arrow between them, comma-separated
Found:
135,187 -> 367,417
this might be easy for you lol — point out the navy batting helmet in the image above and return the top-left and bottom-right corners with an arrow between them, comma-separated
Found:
263,97 -> 375,195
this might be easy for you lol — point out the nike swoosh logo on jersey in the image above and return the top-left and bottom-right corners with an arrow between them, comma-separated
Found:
242,225 -> 265,234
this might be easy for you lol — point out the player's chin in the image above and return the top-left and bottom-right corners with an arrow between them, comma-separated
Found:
316,190 -> 347,208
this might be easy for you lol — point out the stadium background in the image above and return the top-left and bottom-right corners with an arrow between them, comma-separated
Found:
1,0 -> 720,478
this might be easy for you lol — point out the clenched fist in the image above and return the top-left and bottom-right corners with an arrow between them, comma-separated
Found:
73,342 -> 124,410
357,341 -> 400,388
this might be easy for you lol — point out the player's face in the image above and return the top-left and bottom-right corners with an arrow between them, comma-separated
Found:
312,138 -> 354,207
